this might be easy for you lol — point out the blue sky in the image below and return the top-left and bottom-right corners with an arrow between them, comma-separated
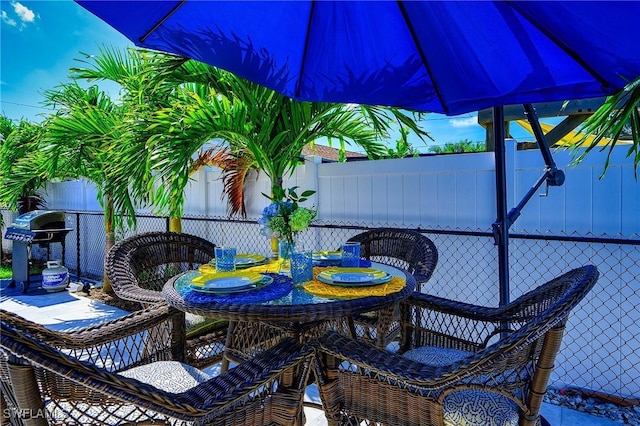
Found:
1,1 -> 130,119
1,0 -> 544,153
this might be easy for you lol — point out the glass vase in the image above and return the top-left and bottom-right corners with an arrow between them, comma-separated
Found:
278,239 -> 295,261
278,238 -> 295,274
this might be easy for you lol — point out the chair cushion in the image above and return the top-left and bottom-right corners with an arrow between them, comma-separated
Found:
403,346 -> 473,366
120,361 -> 211,393
48,362 -> 210,423
442,389 -> 519,426
402,347 -> 521,425
403,345 -> 526,401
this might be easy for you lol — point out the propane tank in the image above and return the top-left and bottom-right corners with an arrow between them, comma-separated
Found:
41,260 -> 69,293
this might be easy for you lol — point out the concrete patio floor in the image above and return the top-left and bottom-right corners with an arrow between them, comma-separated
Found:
0,280 -> 621,426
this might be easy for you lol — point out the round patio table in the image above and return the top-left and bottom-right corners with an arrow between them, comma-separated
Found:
164,263 -> 415,424
162,263 -> 416,324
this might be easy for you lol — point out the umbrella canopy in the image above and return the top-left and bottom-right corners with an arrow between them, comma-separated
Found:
75,0 -> 640,303
76,1 -> 640,115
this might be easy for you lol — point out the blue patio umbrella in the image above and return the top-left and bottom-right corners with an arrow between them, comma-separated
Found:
75,0 -> 640,303
74,1 -> 640,114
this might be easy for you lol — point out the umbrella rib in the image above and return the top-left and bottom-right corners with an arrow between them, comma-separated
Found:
295,0 -> 317,98
140,0 -> 187,43
506,1 -> 612,90
396,0 -> 449,115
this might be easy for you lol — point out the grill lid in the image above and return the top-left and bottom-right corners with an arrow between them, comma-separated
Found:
12,210 -> 66,230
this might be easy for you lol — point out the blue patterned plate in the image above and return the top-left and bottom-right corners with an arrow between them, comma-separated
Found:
190,275 -> 273,294
316,270 -> 392,287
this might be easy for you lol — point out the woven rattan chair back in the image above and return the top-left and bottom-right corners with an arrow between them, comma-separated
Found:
105,231 -> 226,368
347,228 -> 438,290
0,308 -> 313,426
344,228 -> 438,347
0,305 -> 185,426
106,231 -> 216,305
313,265 -> 599,426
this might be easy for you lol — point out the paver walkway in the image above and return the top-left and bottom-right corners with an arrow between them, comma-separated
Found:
0,280 -> 620,426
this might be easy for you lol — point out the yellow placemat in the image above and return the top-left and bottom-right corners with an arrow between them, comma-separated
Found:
303,267 -> 406,298
198,264 -> 217,275
244,260 -> 284,274
199,258 -> 280,275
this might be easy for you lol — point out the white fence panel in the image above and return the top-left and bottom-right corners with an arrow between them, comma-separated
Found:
39,142 -> 639,238
316,151 -> 500,229
41,143 -> 637,236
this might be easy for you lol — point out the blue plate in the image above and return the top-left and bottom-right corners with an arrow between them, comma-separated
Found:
316,272 -> 393,287
191,275 -> 273,294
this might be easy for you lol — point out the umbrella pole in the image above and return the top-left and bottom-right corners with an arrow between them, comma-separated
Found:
492,106 -> 510,307
491,105 -> 566,308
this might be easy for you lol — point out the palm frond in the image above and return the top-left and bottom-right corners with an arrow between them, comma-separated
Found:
574,77 -> 640,178
197,148 -> 256,217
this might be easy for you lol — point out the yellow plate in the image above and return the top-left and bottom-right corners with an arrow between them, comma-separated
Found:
235,253 -> 267,266
191,271 -> 264,286
198,264 -> 217,274
312,251 -> 342,260
318,267 -> 387,280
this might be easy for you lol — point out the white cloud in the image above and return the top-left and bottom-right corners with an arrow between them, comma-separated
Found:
1,10 -> 17,26
449,115 -> 478,128
2,2 -> 36,28
13,2 -> 35,24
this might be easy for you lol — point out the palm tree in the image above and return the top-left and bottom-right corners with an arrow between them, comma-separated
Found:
144,55 -> 430,214
0,115 -> 23,263
141,87 -> 251,220
71,47 -> 430,224
0,115 -> 15,141
68,46 -> 173,221
573,76 -> 640,176
35,82 -> 141,292
69,47 -> 242,231
0,118 -> 49,213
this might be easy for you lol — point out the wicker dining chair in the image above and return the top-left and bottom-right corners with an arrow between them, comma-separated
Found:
345,228 -> 438,348
0,305 -> 313,426
312,265 -> 599,426
105,231 -> 227,368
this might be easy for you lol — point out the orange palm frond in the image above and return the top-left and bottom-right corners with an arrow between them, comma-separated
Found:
222,156 -> 254,218
192,147 -> 256,218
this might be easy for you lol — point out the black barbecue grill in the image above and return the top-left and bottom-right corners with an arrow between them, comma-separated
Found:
4,210 -> 73,293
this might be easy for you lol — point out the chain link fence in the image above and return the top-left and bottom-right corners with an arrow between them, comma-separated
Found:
2,209 -> 638,408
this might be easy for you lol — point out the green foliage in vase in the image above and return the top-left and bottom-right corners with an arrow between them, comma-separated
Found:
258,187 -> 317,247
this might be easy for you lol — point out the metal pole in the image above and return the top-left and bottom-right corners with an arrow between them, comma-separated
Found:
523,104 -> 558,168
76,212 -> 81,281
505,104 -> 565,227
492,106 -> 510,307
